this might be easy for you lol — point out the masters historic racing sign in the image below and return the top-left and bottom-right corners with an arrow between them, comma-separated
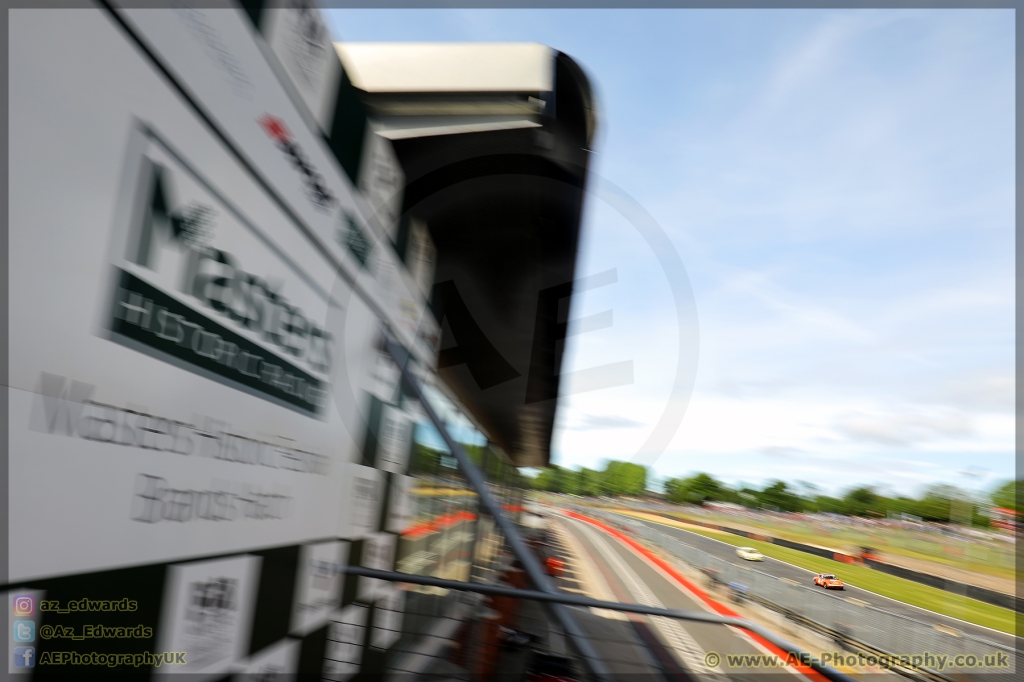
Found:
106,124 -> 332,418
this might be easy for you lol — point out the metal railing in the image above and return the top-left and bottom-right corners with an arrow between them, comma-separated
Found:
583,508 -> 1018,682
344,565 -> 860,682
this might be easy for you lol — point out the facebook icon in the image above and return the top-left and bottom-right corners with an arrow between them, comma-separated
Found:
13,646 -> 34,668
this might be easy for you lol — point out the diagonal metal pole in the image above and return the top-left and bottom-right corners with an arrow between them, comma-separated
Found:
383,335 -> 615,682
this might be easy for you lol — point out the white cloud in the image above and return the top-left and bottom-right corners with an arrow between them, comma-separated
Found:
832,409 -> 975,446
563,414 -> 647,430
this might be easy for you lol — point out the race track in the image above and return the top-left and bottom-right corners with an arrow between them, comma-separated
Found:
617,512 -> 1016,650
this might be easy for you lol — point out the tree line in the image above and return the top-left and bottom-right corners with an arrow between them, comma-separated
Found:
524,460 -> 1021,526
662,473 -> 1020,525
528,461 -> 648,497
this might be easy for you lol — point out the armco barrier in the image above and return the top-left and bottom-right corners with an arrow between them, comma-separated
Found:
862,559 -> 1023,614
771,536 -> 845,560
578,508 -> 1016,682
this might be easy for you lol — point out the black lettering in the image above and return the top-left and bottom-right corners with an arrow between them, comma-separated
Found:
170,421 -> 195,456
244,275 -> 264,329
227,269 -> 252,325
145,416 -> 171,452
83,408 -> 117,443
132,474 -> 167,523
266,300 -> 291,347
190,249 -> 233,311
286,309 -> 309,357
168,489 -> 194,522
37,373 -> 95,437
129,161 -> 184,270
115,410 -> 138,448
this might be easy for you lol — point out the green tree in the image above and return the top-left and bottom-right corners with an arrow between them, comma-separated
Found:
916,484 -> 959,522
533,465 -> 608,496
578,468 -> 602,497
758,481 -> 803,512
411,444 -> 445,476
663,473 -> 728,505
601,461 -> 647,497
842,487 -> 879,517
664,477 -> 687,504
882,496 -> 921,519
737,487 -> 760,508
465,444 -> 484,467
687,473 -> 725,502
813,495 -> 845,514
563,468 -> 583,496
533,465 -> 564,493
992,479 -> 1022,512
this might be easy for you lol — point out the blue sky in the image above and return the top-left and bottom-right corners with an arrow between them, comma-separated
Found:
323,9 -> 1015,497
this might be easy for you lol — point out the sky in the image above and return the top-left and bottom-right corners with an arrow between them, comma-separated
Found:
323,8 -> 1016,498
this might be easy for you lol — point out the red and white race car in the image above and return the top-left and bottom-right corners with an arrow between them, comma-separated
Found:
813,573 -> 845,590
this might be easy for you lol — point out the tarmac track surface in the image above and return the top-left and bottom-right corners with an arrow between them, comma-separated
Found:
555,513 -> 813,682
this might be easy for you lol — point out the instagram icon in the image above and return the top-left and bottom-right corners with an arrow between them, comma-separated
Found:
12,596 -> 33,617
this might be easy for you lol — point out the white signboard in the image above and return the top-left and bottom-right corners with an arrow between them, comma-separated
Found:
378,405 -> 413,473
156,555 -> 262,677
104,122 -> 333,418
260,0 -> 342,132
405,217 -> 436,298
8,9 -> 369,582
118,6 -> 431,365
358,533 -> 397,602
341,465 -> 384,539
373,248 -> 430,349
364,348 -> 400,405
386,475 -> 415,534
370,586 -> 405,651
230,636 -> 301,676
358,130 -> 405,242
291,540 -> 349,635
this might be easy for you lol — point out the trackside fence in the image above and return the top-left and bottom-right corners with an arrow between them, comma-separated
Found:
345,565 -> 861,682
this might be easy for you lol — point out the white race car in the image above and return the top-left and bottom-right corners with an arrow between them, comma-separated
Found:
736,547 -> 764,561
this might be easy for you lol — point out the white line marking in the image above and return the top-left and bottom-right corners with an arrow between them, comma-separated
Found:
566,514 -> 808,680
569,517 -> 729,682
549,518 -> 629,620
